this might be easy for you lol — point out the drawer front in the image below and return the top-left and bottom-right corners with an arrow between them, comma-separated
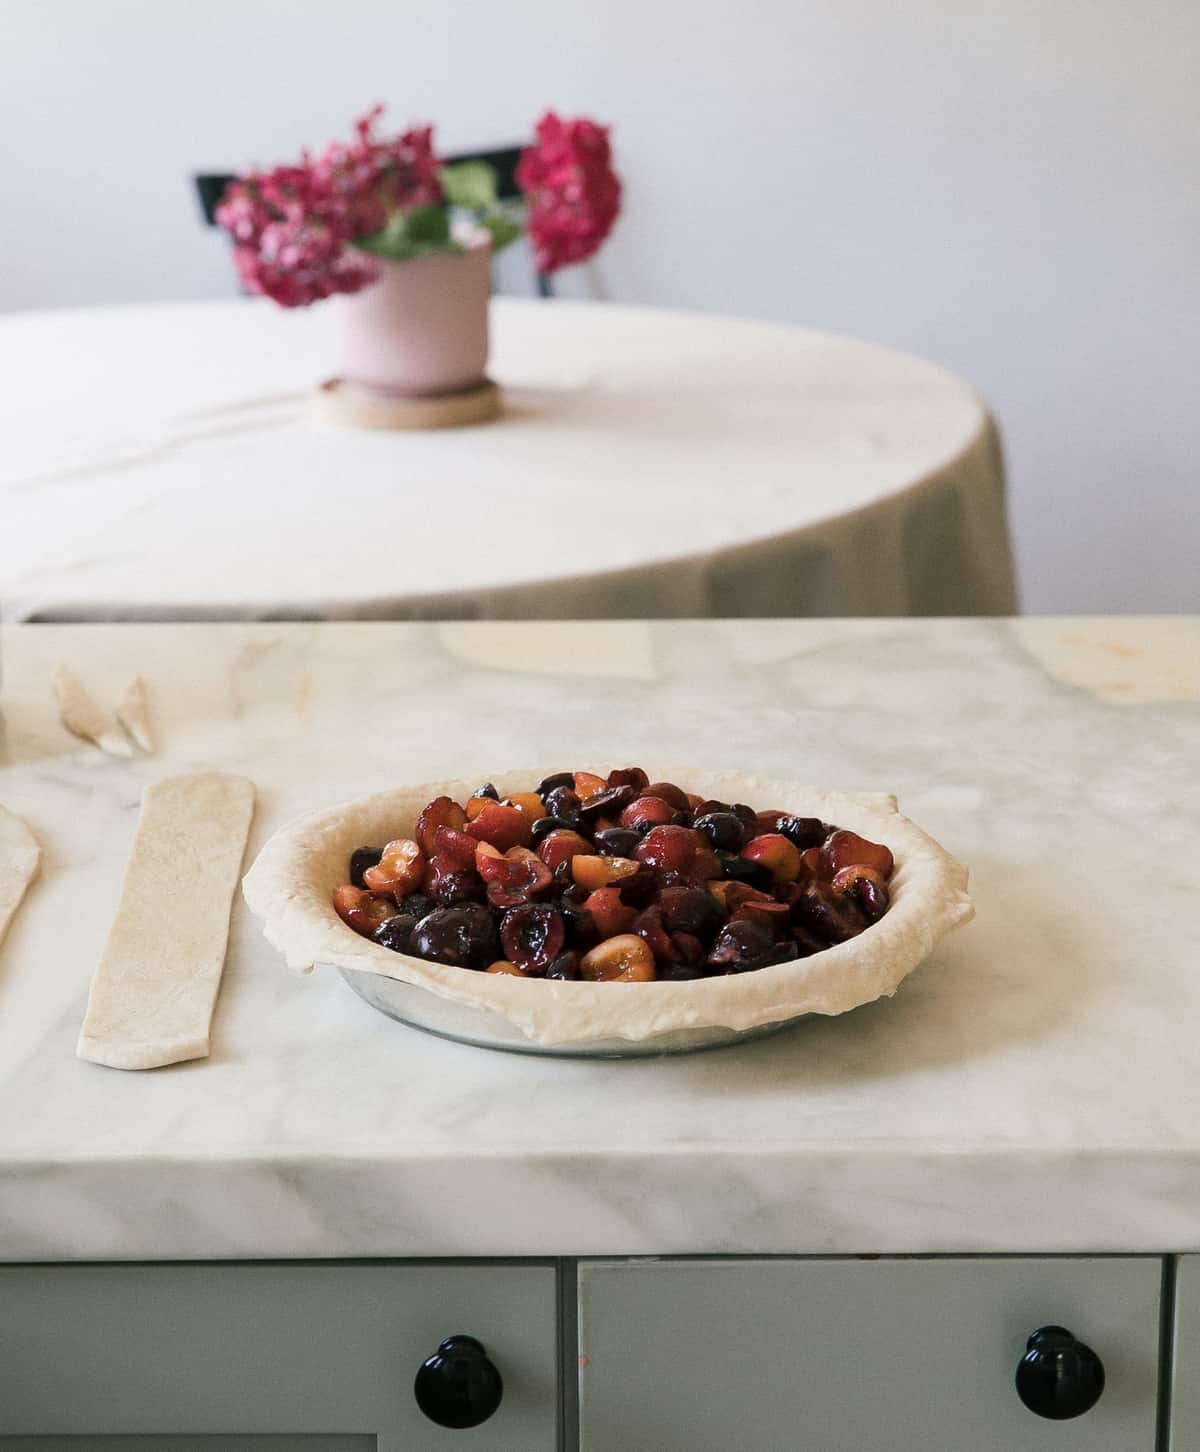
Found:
1171,1254 -> 1200,1449
578,1257 -> 1161,1452
0,1263 -> 557,1452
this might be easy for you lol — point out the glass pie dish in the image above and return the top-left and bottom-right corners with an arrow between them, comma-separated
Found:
242,767 -> 974,1057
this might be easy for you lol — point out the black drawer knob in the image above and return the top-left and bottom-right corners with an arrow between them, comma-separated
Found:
1015,1325 -> 1105,1420
414,1334 -> 503,1429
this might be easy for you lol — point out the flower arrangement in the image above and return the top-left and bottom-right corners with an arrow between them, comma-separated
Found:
218,106 -> 621,308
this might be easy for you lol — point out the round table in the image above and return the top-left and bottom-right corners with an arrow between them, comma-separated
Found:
0,299 -> 1016,622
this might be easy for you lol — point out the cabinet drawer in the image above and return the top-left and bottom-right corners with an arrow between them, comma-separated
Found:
1171,1254 -> 1200,1449
578,1256 -> 1161,1452
0,1263 -> 557,1451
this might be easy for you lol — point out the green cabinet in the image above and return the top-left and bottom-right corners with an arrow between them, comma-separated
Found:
1,1255 -> 1181,1449
0,1264 -> 558,1452
578,1257 -> 1162,1451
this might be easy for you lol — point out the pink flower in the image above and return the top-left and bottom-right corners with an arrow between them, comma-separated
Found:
216,105 -> 623,304
311,108 -> 442,236
216,107 -> 440,308
230,214 -> 378,308
517,112 -> 621,273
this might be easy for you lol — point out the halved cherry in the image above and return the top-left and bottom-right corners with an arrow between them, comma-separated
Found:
634,825 -> 721,885
696,798 -> 732,816
740,833 -> 803,885
582,887 -> 637,938
646,920 -> 705,970
641,781 -> 690,812
580,933 -> 656,981
503,792 -> 547,826
431,825 -> 479,872
730,899 -> 791,930
476,844 -> 553,909
537,828 -> 592,872
578,785 -> 636,822
658,885 -> 724,940
789,922 -> 826,957
616,862 -> 658,908
546,950 -> 583,980
789,882 -> 864,945
633,824 -> 706,875
705,916 -> 776,972
426,860 -> 486,906
332,885 -> 398,937
362,837 -> 425,899
486,959 -> 530,976
730,803 -> 759,833
416,796 -> 467,856
573,770 -> 608,800
705,878 -> 730,910
823,830 -> 894,880
500,903 -> 565,971
595,827 -> 642,858
559,895 -> 598,949
542,786 -> 583,827
571,854 -> 641,891
671,931 -> 705,968
688,844 -> 723,884
707,879 -> 775,914
465,801 -> 531,851
607,766 -> 649,791
831,864 -> 890,922
632,904 -> 674,962
619,796 -> 675,831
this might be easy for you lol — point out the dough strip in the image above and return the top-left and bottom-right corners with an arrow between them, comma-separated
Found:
77,772 -> 255,1070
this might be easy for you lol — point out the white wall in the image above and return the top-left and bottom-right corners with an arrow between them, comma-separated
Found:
3,0 -> 1197,613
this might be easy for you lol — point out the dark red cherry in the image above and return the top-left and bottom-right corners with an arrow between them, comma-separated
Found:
500,903 -> 566,971
409,904 -> 498,970
350,847 -> 383,889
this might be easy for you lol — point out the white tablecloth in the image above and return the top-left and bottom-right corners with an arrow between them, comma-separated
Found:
0,299 -> 1016,621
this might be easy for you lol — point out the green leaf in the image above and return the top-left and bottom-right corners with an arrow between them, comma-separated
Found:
403,204 -> 452,247
355,204 -> 461,261
480,209 -> 522,254
440,160 -> 498,211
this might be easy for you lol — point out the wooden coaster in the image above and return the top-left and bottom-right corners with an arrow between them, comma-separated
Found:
315,377 -> 502,431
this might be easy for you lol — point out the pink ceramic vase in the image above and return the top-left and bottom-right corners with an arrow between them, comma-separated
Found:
336,243 -> 491,397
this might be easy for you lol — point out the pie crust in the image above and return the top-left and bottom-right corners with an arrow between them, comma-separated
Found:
242,768 -> 974,1048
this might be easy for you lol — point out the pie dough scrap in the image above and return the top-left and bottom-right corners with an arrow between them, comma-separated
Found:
54,664 -> 133,759
77,772 -> 256,1071
116,675 -> 154,753
0,806 -> 40,949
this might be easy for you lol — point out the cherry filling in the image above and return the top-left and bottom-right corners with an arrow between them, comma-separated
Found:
332,769 -> 896,980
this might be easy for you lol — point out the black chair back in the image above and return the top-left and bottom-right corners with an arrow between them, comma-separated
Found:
193,172 -> 234,226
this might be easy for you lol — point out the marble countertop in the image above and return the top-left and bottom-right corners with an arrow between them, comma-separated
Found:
0,617 -> 1197,1262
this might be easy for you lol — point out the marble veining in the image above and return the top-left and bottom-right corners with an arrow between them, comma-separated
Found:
0,617 -> 1197,1260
